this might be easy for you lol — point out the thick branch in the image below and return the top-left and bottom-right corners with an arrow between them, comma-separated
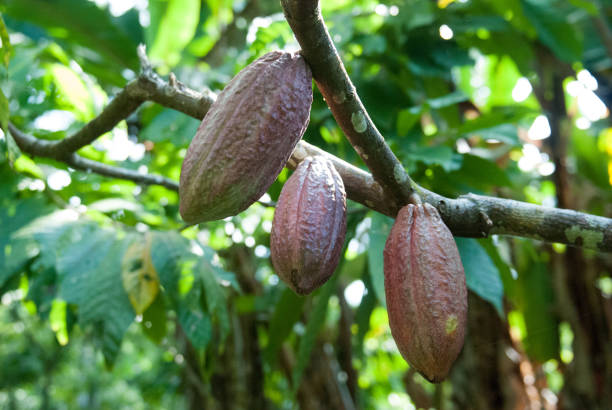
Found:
7,47 -> 612,251
280,0 -> 414,208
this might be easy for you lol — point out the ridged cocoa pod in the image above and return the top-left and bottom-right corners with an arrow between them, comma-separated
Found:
383,203 -> 467,383
270,156 -> 347,295
179,51 -> 313,224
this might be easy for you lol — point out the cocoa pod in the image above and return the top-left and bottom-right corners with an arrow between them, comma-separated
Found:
383,203 -> 467,383
270,156 -> 347,295
179,51 -> 313,224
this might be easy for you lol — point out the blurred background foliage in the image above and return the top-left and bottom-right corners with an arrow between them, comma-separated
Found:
0,0 -> 611,409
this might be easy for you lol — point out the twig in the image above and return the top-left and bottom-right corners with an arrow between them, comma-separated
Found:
7,123 -> 179,190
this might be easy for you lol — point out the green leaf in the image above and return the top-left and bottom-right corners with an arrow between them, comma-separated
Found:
455,237 -> 504,315
367,212 -> 393,306
292,273 -> 338,394
568,0 -> 598,15
407,145 -> 463,172
149,230 -> 191,295
140,108 -> 200,147
5,124 -> 21,167
397,107 -> 422,136
56,227 -> 136,364
0,85 -> 9,137
141,292 -> 168,345
0,197 -> 52,287
520,262 -> 559,361
48,63 -> 94,121
196,246 -> 233,339
446,154 -> 512,192
178,283 -> 212,350
264,288 -> 306,366
427,91 -> 469,109
457,106 -> 536,135
3,0 -> 139,71
0,13 -> 12,68
521,0 -> 583,62
148,0 -> 201,68
511,241 -> 559,362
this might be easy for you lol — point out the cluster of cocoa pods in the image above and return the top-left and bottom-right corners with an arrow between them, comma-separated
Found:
179,51 -> 467,383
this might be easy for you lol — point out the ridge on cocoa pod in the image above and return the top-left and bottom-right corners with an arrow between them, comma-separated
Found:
384,202 -> 468,383
179,51 -> 313,224
270,156 -> 347,295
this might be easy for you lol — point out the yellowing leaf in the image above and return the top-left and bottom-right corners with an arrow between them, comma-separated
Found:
122,233 -> 160,315
438,0 -> 455,8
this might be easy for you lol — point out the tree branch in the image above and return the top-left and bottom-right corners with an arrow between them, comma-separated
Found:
280,0 -> 415,209
7,122 -> 179,190
7,45 -> 612,251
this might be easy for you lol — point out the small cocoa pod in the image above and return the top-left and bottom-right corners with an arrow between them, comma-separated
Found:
270,156 -> 347,295
383,203 -> 467,383
179,51 -> 313,224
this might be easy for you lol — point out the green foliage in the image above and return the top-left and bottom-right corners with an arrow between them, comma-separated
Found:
455,237 -> 505,316
1,0 -> 611,407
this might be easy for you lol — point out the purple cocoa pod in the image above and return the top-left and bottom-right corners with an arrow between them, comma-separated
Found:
384,203 -> 468,383
179,51 -> 312,224
270,156 -> 347,295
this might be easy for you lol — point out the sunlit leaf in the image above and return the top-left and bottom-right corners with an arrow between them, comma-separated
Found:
49,299 -> 69,345
0,13 -> 12,68
148,0 -> 201,69
48,63 -> 94,121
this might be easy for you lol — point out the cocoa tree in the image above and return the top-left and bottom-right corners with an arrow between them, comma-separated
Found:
1,0 -> 611,409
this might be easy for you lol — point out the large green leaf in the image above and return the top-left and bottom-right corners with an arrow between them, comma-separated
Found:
455,237 -> 504,316
56,228 -> 137,364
